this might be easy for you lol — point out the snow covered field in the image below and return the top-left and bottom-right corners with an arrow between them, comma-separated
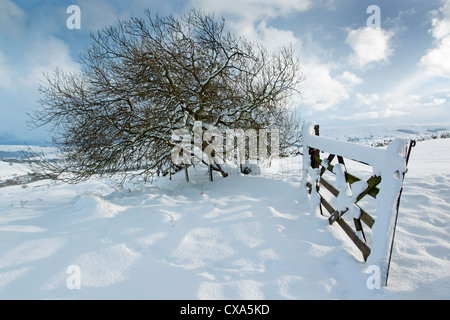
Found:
0,126 -> 449,300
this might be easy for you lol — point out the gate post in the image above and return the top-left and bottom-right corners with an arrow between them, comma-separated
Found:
309,124 -> 320,169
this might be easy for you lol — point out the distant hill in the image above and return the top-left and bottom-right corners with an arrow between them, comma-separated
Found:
0,145 -> 59,162
319,123 -> 450,147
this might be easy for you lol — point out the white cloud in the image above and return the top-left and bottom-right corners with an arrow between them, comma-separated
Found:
301,62 -> 362,111
424,97 -> 446,107
350,109 -> 408,120
0,0 -> 26,35
0,51 -> 13,88
0,1 -> 82,90
188,0 -> 355,114
21,35 -> 81,87
76,0 -> 133,31
350,91 -> 448,121
187,0 -> 310,52
385,0 -> 450,118
345,27 -> 394,68
334,103 -> 408,121
337,71 -> 363,87
355,93 -> 383,106
420,0 -> 450,78
235,20 -> 300,52
188,0 -> 311,22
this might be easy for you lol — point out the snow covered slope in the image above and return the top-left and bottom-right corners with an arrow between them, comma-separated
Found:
0,130 -> 449,299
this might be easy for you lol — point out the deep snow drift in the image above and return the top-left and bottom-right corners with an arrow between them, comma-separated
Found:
0,128 -> 449,299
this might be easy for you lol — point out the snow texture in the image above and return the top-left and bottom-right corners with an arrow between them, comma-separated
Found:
0,125 -> 449,299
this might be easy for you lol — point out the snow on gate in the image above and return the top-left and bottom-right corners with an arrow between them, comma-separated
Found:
301,123 -> 415,286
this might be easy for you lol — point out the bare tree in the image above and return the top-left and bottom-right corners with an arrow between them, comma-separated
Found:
29,9 -> 303,182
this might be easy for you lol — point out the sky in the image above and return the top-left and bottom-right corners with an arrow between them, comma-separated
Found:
0,0 -> 450,145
